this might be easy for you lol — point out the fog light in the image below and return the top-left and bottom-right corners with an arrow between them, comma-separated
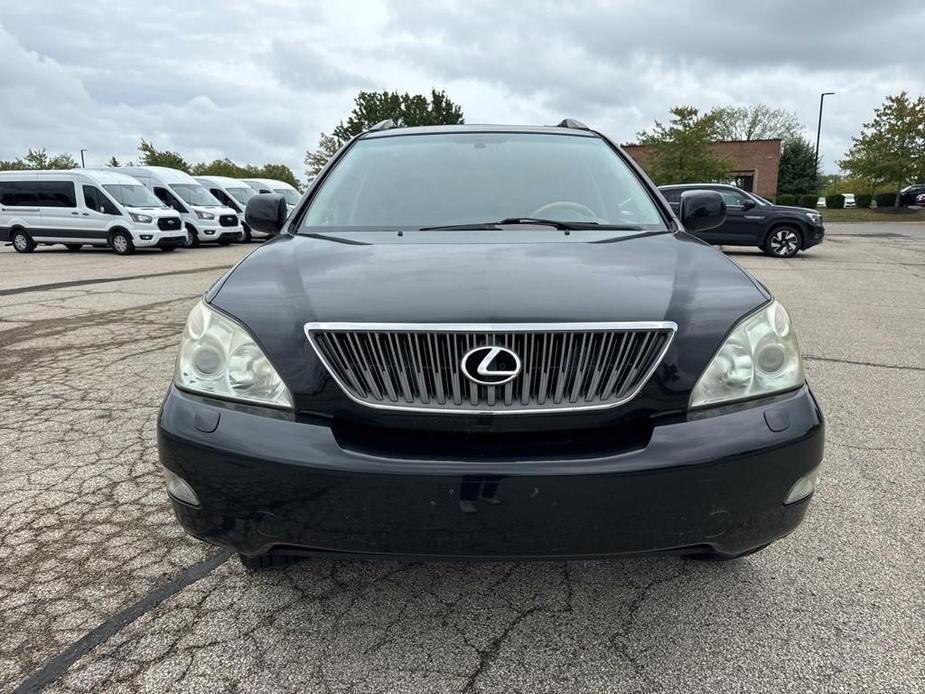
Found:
204,230 -> 215,235
163,468 -> 200,506
141,234 -> 153,240
785,469 -> 820,505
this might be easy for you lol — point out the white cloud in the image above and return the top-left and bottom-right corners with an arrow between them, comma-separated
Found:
1,0 -> 924,179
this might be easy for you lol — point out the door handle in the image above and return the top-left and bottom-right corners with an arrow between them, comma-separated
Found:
71,211 -> 79,215
82,213 -> 90,216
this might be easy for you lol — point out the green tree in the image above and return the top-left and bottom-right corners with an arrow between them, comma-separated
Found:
106,156 -> 122,167
839,92 -> 925,205
777,137 -> 820,195
191,158 -> 259,178
0,148 -> 78,171
636,106 -> 732,184
711,104 -> 803,143
305,89 -> 464,174
304,132 -> 345,177
137,139 -> 190,171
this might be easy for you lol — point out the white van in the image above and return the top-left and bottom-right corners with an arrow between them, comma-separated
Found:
120,167 -> 241,247
0,169 -> 185,254
194,175 -> 268,242
240,178 -> 301,214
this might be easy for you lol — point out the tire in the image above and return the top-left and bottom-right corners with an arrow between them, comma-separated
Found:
238,553 -> 303,571
160,245 -> 177,252
183,225 -> 200,248
65,244 -> 83,251
241,227 -> 252,243
11,229 -> 36,253
763,226 -> 802,258
111,230 -> 135,256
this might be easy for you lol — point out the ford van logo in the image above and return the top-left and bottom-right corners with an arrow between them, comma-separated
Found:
461,346 -> 522,386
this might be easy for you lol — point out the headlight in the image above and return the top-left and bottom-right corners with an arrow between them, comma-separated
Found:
805,212 -> 821,224
130,212 -> 153,223
195,210 -> 215,220
690,301 -> 803,409
176,301 -> 293,409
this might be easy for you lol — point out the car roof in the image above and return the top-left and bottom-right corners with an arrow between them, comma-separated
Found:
241,178 -> 296,189
360,124 -> 600,140
195,175 -> 249,187
119,166 -> 198,183
0,169 -> 143,186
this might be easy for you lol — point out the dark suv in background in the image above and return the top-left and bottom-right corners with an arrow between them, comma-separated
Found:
899,183 -> 925,206
660,183 -> 825,258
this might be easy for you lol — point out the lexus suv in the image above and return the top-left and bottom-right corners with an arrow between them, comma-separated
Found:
659,183 -> 825,258
157,120 -> 824,569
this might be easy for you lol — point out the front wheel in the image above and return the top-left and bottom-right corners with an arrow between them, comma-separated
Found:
111,230 -> 135,256
763,227 -> 802,258
183,226 -> 200,248
11,229 -> 36,253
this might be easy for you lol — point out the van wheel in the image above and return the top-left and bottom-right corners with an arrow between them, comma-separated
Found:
763,227 -> 802,258
65,244 -> 83,251
111,231 -> 135,256
241,228 -> 252,243
183,227 -> 200,248
238,553 -> 303,571
11,229 -> 35,253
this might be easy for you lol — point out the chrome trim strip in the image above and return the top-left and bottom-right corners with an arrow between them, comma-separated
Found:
304,321 -> 677,415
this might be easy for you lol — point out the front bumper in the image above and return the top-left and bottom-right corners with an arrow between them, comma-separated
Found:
158,385 -> 824,560
805,223 -> 825,248
155,235 -> 186,249
197,226 -> 240,243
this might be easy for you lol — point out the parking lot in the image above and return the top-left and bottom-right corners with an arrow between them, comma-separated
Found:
2,225 -> 923,693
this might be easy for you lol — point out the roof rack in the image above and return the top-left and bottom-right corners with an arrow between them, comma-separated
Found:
557,118 -> 590,130
368,119 -> 398,132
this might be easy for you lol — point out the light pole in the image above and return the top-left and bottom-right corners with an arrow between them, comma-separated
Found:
813,92 -> 834,189
80,149 -> 88,168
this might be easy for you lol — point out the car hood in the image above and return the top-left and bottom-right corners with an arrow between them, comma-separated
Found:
209,230 -> 769,418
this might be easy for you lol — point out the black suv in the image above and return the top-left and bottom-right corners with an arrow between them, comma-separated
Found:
659,183 -> 825,258
157,121 -> 823,569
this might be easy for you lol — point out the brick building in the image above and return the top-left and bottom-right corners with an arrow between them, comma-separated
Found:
623,139 -> 782,199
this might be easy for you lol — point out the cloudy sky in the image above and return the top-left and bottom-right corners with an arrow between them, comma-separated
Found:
2,0 -> 923,180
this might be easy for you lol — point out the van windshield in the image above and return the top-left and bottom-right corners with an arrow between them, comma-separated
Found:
171,184 -> 220,206
274,188 -> 300,205
300,132 -> 666,231
103,184 -> 165,208
227,186 -> 256,205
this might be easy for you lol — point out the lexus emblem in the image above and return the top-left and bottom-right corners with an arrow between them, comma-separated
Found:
461,346 -> 522,386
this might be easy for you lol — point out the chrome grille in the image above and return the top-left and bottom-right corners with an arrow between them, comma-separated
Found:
305,322 -> 676,414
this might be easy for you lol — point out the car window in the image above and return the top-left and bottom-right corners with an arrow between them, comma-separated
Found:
719,190 -> 748,207
36,181 -> 77,208
0,180 -> 39,206
83,185 -> 120,215
302,132 -> 666,230
154,186 -> 188,214
209,188 -> 240,211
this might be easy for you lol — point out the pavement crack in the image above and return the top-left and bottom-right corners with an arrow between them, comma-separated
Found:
803,354 -> 925,372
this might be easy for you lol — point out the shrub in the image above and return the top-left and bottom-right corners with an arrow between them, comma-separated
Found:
875,192 -> 896,208
777,194 -> 796,206
825,194 -> 845,209
799,194 -> 819,209
855,194 -> 872,208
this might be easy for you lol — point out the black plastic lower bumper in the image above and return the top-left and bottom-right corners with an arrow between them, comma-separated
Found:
158,386 -> 824,559
156,236 -> 185,248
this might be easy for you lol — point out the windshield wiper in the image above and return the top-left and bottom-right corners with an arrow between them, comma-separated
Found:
420,218 -> 644,231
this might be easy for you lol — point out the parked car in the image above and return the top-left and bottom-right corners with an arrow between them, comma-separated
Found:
194,175 -> 269,242
0,169 -> 185,254
842,193 -> 856,208
120,167 -> 241,247
240,177 -> 301,214
158,120 -> 824,570
660,183 -> 825,258
816,196 -> 826,208
899,184 -> 925,206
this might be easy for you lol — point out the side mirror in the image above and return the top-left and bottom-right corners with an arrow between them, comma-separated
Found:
741,199 -> 756,211
679,190 -> 726,233
245,193 -> 288,236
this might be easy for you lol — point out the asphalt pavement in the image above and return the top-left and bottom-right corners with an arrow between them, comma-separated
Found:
1,230 -> 923,693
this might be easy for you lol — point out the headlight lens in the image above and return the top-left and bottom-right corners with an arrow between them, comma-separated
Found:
176,301 -> 293,408
690,301 -> 803,409
805,212 -> 821,224
130,212 -> 153,223
195,210 -> 215,220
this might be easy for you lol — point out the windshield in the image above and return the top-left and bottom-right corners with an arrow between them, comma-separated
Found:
102,184 -> 164,208
300,132 -> 666,231
227,186 -> 256,205
274,188 -> 300,205
746,192 -> 773,206
171,183 -> 220,206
